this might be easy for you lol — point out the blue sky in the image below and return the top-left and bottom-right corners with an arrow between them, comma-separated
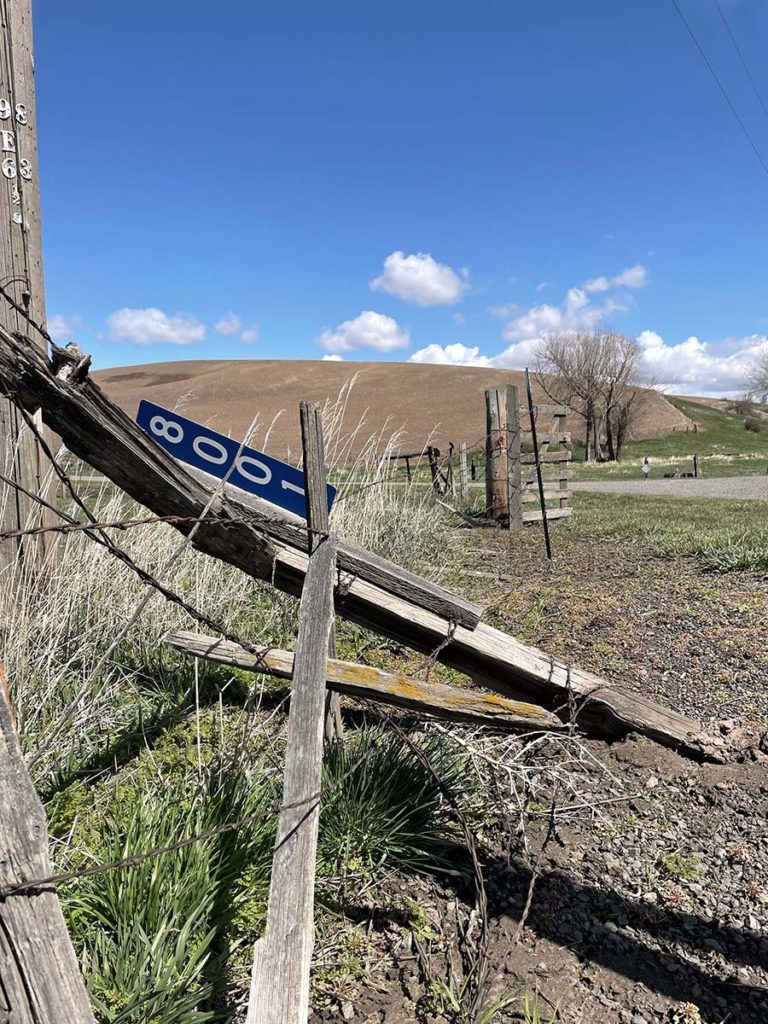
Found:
35,0 -> 768,395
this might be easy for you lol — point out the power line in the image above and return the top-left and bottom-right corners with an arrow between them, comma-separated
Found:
669,0 -> 768,179
713,0 -> 768,124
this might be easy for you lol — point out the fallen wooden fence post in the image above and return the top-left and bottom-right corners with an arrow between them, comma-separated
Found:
167,631 -> 564,732
300,399 -> 342,741
0,685 -> 96,1022
0,334 -> 714,758
246,535 -> 337,1024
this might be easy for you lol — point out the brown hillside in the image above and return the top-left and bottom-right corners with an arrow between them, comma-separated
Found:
93,359 -> 691,460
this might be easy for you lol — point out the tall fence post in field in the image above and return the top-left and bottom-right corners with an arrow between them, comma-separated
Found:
459,441 -> 468,503
0,686 -> 96,1022
299,400 -> 342,741
246,535 -> 338,1024
485,388 -> 508,521
506,385 -> 522,531
0,0 -> 59,574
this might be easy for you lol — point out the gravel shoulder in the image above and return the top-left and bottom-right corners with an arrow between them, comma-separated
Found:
572,475 -> 768,500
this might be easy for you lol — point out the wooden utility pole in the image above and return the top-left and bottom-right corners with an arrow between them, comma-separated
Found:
0,0 -> 52,573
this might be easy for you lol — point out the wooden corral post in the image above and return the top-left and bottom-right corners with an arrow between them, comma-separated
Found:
299,400 -> 342,741
506,385 -> 522,531
693,453 -> 700,479
485,388 -> 508,521
459,441 -> 468,503
246,536 -> 338,1024
0,0 -> 55,573
0,686 -> 96,1022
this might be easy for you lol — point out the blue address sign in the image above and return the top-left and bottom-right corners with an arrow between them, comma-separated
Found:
136,400 -> 336,520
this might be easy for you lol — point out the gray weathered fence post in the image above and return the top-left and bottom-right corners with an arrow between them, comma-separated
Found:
485,388 -> 507,521
246,535 -> 338,1024
506,385 -> 522,531
300,400 -> 342,741
0,686 -> 96,1022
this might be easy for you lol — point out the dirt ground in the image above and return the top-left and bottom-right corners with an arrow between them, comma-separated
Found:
311,526 -> 768,1024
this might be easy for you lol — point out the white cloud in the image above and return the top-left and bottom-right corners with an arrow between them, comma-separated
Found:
370,251 -> 469,306
322,354 -> 345,361
410,343 -> 491,367
637,330 -> 768,396
452,312 -> 465,326
317,310 -> 410,354
106,307 -> 205,346
489,303 -> 518,320
215,312 -> 243,335
535,281 -> 551,292
48,314 -> 82,341
584,264 -> 648,293
411,328 -> 768,397
240,324 -> 260,344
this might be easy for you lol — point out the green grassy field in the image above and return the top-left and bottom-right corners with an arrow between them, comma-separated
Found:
569,397 -> 768,481
571,490 -> 768,573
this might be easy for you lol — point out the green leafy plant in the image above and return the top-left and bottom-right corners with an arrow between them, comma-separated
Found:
318,726 -> 473,881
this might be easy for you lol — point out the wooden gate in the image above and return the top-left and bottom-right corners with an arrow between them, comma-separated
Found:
520,403 -> 572,524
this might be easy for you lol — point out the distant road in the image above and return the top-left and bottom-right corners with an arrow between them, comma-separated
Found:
572,475 -> 768,501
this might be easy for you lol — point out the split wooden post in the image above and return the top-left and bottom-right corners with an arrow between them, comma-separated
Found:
485,388 -> 508,521
506,385 -> 522,531
459,441 -> 468,503
0,685 -> 96,1022
299,400 -> 342,741
0,0 -> 56,574
246,536 -> 338,1024
168,631 -> 564,732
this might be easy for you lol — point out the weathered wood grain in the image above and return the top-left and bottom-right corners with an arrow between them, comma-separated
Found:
0,683 -> 95,1021
300,399 -> 342,739
246,536 -> 337,1024
0,333 -> 713,757
167,630 -> 564,731
0,0 -> 56,573
485,388 -> 507,521
506,384 -> 522,531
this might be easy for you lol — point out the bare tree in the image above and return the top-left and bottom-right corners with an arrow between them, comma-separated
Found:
534,329 -> 606,461
535,328 -> 646,462
746,349 -> 768,404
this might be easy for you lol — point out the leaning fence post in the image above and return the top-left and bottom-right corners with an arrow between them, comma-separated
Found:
246,535 -> 338,1024
459,442 -> 469,503
299,400 -> 342,741
0,685 -> 96,1023
485,388 -> 508,521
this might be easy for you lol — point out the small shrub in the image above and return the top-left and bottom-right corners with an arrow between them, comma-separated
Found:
745,417 -> 762,433
657,850 -> 701,882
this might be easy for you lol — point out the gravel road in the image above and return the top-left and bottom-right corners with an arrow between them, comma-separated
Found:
572,474 -> 768,500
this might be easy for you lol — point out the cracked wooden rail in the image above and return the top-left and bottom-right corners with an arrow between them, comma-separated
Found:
0,332 -> 713,757
167,631 -> 564,732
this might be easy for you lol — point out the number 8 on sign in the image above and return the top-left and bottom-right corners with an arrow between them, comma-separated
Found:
149,415 -> 184,444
